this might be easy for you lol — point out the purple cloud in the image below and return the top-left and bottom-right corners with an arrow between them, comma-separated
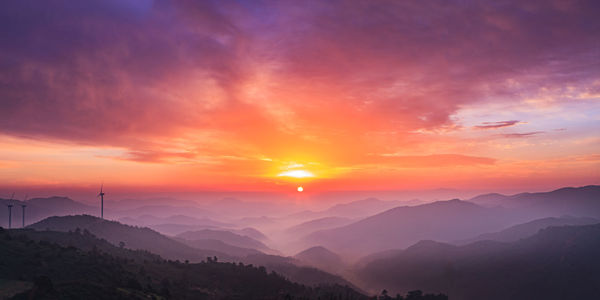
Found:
475,120 -> 521,129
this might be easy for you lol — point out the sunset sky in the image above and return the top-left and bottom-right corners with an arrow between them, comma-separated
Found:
0,0 -> 598,194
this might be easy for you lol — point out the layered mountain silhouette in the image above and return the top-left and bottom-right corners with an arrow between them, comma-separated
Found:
305,199 -> 517,256
456,215 -> 599,244
27,215 -> 233,262
358,223 -> 600,300
0,227 -> 368,299
294,246 -> 346,275
177,229 -> 276,254
0,196 -> 96,227
285,217 -> 355,237
469,185 -> 600,217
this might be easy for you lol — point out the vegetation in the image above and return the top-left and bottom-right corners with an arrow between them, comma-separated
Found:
0,227 -> 370,299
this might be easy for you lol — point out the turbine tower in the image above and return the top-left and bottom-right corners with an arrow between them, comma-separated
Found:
21,194 -> 28,228
98,184 -> 105,219
7,192 -> 14,229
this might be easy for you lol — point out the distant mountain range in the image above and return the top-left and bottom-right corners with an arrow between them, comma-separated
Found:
455,215 -> 599,245
305,186 -> 600,256
0,196 -> 96,227
358,223 -> 600,300
305,199 -> 516,256
468,185 -> 600,217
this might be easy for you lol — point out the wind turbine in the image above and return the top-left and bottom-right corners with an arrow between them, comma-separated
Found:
7,192 -> 14,229
21,194 -> 28,228
98,184 -> 105,219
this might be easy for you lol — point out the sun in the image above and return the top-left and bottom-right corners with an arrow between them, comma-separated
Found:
297,186 -> 304,192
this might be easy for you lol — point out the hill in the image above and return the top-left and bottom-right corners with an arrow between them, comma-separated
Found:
294,246 -> 345,275
27,215 -> 233,262
175,238 -> 263,257
358,223 -> 600,299
0,227 -> 368,299
285,217 -> 355,237
177,229 -> 275,254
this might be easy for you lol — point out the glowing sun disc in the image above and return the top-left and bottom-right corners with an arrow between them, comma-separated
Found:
297,186 -> 304,192
277,170 -> 314,178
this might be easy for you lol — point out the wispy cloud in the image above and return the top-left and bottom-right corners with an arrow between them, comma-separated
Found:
500,131 -> 545,138
475,120 -> 521,130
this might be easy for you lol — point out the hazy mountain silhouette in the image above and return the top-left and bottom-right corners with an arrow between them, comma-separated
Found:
243,253 -> 361,290
145,223 -> 219,236
285,217 -> 355,237
323,198 -> 404,218
27,215 -> 233,262
235,227 -> 269,242
306,199 -> 516,256
118,214 -> 232,227
0,196 -> 96,227
294,246 -> 346,275
0,227 -> 368,299
358,223 -> 600,299
177,229 -> 276,254
456,215 -> 599,244
116,205 -> 214,219
469,185 -> 600,217
287,198 -> 408,222
175,238 -> 263,257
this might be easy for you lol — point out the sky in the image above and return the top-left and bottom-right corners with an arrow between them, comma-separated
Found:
0,0 -> 598,196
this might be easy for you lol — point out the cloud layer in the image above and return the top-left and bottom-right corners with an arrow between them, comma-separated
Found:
0,0 -> 598,190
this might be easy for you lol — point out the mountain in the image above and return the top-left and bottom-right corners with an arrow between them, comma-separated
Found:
469,185 -> 600,217
0,227 -> 368,299
242,254 -> 361,290
27,215 -> 233,262
294,246 -> 345,275
118,214 -> 232,227
175,238 -> 263,257
306,199 -> 517,256
358,223 -> 600,300
0,196 -> 96,227
323,198 -> 404,218
235,227 -> 269,242
146,223 -> 218,236
285,217 -> 355,237
177,229 -> 276,254
116,205 -> 214,219
287,198 -> 406,222
456,216 -> 599,244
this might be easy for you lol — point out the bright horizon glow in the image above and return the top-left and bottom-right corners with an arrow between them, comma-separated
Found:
278,170 -> 315,178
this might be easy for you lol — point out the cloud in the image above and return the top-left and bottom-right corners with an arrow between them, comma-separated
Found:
0,0 -> 598,171
500,131 -> 545,138
475,120 -> 521,129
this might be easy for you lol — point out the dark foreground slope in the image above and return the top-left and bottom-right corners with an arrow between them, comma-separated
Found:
0,227 -> 368,300
25,215 -> 362,289
27,215 -> 233,262
358,224 -> 600,300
